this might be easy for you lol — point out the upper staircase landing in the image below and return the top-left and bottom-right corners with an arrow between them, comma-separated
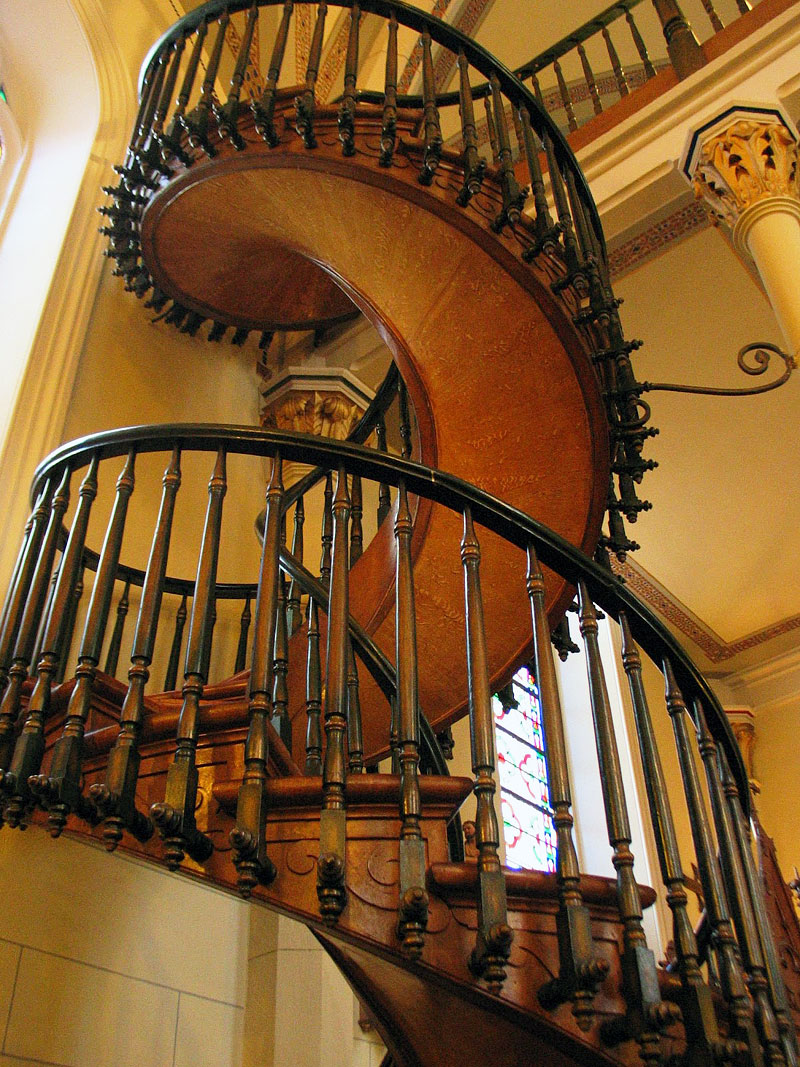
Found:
105,0 -> 657,564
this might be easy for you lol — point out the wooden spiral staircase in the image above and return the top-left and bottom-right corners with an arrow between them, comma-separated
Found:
0,3 -> 797,1066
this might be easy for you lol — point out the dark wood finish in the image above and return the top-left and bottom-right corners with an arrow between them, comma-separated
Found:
318,466 -> 351,921
695,702 -> 784,1065
394,481 -> 427,958
39,451 -> 136,837
529,548 -> 606,1030
0,467 -> 71,772
296,2 -> 328,149
578,584 -> 670,1062
663,660 -> 762,1060
3,458 -> 99,828
619,613 -> 721,1065
152,448 -> 226,868
460,507 -> 510,991
95,449 -> 182,850
231,454 -> 283,895
304,598 -> 323,775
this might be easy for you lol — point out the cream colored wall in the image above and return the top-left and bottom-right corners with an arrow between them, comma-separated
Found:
0,827 -> 249,1067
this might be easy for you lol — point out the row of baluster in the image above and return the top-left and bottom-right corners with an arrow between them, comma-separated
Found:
0,430 -> 795,1064
100,0 -> 655,560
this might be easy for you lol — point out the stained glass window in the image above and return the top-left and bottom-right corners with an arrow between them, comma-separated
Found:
493,665 -> 557,873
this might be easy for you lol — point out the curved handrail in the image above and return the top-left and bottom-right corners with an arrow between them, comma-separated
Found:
136,0 -> 604,253
30,422 -> 749,805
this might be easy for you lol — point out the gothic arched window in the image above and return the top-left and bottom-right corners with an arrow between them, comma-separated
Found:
493,665 -> 557,872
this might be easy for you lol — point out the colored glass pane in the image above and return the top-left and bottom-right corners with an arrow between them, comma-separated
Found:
492,665 -> 556,874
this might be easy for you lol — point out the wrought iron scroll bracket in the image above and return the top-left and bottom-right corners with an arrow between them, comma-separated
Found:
643,343 -> 795,399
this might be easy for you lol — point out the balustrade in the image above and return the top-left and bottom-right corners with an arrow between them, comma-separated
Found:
0,419 -> 789,1066
103,0 -> 663,560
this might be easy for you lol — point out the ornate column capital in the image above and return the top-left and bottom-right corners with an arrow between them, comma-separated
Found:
724,707 -> 756,782
260,367 -> 373,440
682,107 -> 800,231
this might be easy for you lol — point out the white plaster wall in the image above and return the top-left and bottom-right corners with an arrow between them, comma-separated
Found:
0,828 -> 248,1067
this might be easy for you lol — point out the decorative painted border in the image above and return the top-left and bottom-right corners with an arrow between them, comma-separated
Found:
611,557 -> 800,663
431,0 -> 493,88
607,201 -> 710,278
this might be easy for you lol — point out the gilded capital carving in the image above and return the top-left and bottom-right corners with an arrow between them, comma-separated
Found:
690,117 -> 800,229
725,709 -> 755,781
261,389 -> 363,440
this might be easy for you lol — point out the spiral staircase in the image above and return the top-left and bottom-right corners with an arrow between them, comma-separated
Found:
0,3 -> 796,1066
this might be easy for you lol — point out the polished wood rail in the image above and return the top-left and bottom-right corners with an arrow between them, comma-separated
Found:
0,423 -> 794,1067
104,0 -> 657,562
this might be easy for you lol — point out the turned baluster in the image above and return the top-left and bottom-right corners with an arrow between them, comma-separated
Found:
136,40 -> 179,175
253,0 -> 293,146
152,37 -> 185,147
695,702 -> 784,1066
163,592 -> 188,691
483,96 -> 499,163
55,564 -> 85,685
379,10 -> 398,166
663,659 -> 762,1061
734,0 -> 752,13
529,76 -> 581,277
626,11 -> 657,79
296,1 -> 327,149
272,575 -> 291,750
603,27 -> 629,97
577,44 -> 603,117
553,59 -> 578,132
216,2 -> 259,150
619,613 -> 723,1065
287,496 -> 305,633
528,549 -> 606,1030
719,750 -> 799,1067
155,34 -> 189,165
234,596 -> 252,675
489,76 -> 524,231
398,381 -> 412,460
230,455 -> 283,896
518,105 -> 555,253
0,480 -> 54,695
0,468 -> 71,774
395,480 -> 428,957
418,29 -> 442,186
317,466 -> 350,922
37,452 -> 136,836
346,641 -> 363,774
699,0 -> 724,34
3,457 -> 99,829
338,1 -> 360,156
461,508 -> 512,991
577,584 -> 673,1063
93,450 -> 181,850
132,46 -> 171,176
182,11 -> 230,157
455,50 -> 486,206
375,416 -> 391,525
320,471 -> 334,585
104,580 -> 130,678
650,0 -> 704,79
349,475 -> 363,566
152,448 -> 226,869
305,597 -> 323,775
